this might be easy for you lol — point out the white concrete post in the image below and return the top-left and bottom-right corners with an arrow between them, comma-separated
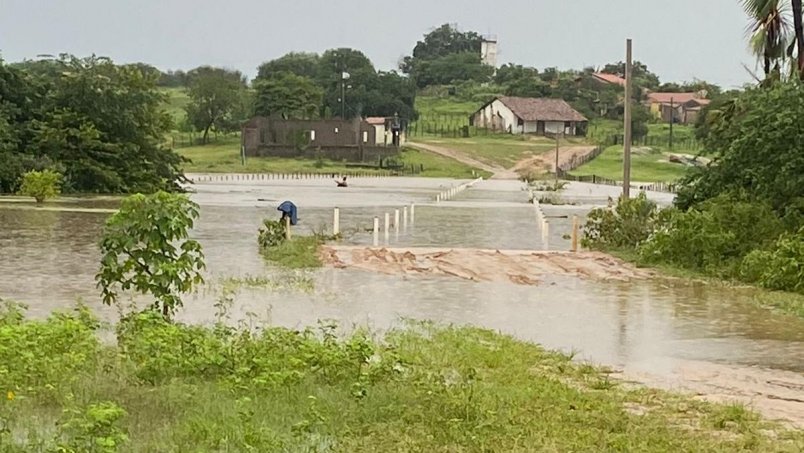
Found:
403,206 -> 408,229
373,217 -> 379,246
394,209 -> 400,232
333,208 -> 340,236
410,203 -> 415,223
384,212 -> 390,242
285,217 -> 292,240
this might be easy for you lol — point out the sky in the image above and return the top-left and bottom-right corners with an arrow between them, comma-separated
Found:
1,0 -> 757,88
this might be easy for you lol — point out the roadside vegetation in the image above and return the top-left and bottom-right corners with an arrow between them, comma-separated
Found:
2,302 -> 802,452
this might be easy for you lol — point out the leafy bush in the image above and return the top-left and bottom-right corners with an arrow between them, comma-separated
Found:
55,401 -> 129,453
0,302 -> 99,396
639,197 -> 784,275
116,311 -> 396,389
18,169 -> 62,202
582,193 -> 666,250
96,192 -> 205,318
741,228 -> 804,294
257,219 -> 287,248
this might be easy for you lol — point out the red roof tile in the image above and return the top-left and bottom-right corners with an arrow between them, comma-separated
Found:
647,92 -> 701,105
593,73 -> 627,86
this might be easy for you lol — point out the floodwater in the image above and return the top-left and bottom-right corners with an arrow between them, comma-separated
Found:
0,177 -> 802,425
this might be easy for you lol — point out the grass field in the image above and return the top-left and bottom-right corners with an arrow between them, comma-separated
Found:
571,145 -> 690,182
160,87 -> 190,125
176,138 -> 489,179
416,135 -> 556,168
4,303 -> 801,452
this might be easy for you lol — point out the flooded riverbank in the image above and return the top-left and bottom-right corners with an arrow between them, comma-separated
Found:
1,177 -> 802,426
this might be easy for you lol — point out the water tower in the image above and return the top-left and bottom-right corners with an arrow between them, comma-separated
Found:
481,35 -> 498,68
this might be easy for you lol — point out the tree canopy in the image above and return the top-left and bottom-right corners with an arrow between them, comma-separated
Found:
676,82 -> 804,220
0,55 -> 185,194
185,66 -> 249,143
254,49 -> 417,120
253,72 -> 322,119
401,24 -> 492,88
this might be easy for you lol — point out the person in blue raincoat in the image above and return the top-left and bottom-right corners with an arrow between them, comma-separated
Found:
277,201 -> 298,225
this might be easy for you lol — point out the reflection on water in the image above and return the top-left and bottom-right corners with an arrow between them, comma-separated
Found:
0,179 -> 802,379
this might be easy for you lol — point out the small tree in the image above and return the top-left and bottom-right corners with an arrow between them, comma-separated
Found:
96,192 -> 205,318
18,169 -> 62,203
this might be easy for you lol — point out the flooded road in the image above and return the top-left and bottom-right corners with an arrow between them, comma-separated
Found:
0,176 -> 802,426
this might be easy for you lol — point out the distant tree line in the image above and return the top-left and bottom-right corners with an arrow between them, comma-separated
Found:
0,55 -> 184,194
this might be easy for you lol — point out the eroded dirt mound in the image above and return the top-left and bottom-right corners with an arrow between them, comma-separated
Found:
320,246 -> 653,285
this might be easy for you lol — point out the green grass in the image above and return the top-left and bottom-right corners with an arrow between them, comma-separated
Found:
399,146 -> 491,179
572,145 -> 689,183
3,305 -> 802,452
160,87 -> 190,125
416,135 -> 556,169
416,95 -> 478,119
262,236 -> 323,269
176,137 -> 489,178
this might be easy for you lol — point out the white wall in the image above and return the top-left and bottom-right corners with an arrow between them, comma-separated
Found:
473,99 -> 519,133
373,125 -> 386,144
545,121 -> 565,134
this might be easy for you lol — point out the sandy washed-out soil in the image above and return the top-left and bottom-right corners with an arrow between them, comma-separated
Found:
319,246 -> 654,285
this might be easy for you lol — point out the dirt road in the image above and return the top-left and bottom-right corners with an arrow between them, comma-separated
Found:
407,141 -> 597,180
406,142 -> 513,178
320,246 -> 654,285
512,145 -> 598,175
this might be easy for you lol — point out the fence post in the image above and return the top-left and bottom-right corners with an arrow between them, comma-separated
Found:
333,207 -> 340,236
373,217 -> 379,246
571,215 -> 579,252
285,217 -> 292,240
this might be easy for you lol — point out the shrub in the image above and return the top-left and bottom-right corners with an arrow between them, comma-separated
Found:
582,193 -> 666,250
741,228 -> 804,294
55,401 -> 129,453
96,192 -> 205,318
0,302 -> 99,396
257,219 -> 287,248
18,169 -> 62,203
638,197 -> 784,275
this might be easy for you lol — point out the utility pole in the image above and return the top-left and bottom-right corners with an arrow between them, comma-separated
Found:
669,97 -> 674,150
341,79 -> 346,118
622,38 -> 633,199
554,132 -> 560,185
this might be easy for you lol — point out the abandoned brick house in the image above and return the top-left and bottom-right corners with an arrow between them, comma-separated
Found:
470,96 -> 588,136
241,117 -> 399,162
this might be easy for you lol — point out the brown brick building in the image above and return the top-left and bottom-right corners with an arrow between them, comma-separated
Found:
241,117 -> 399,162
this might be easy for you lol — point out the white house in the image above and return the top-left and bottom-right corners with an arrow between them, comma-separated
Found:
470,96 -> 588,136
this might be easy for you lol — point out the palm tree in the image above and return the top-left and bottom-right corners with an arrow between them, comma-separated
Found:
792,0 -> 804,75
741,0 -> 804,78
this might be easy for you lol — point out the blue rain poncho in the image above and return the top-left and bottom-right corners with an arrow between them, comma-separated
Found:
277,201 -> 298,225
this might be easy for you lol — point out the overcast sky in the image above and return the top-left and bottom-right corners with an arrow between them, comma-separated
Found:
1,0 -> 756,88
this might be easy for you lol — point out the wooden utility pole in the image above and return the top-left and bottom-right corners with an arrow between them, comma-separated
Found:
554,132 -> 560,185
669,97 -> 674,150
623,39 -> 633,199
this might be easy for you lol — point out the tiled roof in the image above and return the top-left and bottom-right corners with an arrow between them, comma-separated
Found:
365,117 -> 387,125
496,97 -> 587,122
647,92 -> 700,105
593,73 -> 627,86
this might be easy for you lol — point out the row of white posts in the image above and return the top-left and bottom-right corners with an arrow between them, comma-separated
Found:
330,204 -> 416,247
192,172 -> 392,183
435,177 -> 484,203
533,200 -> 580,252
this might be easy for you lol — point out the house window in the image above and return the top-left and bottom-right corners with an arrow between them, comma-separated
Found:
564,121 -> 572,128
362,131 -> 369,143
309,130 -> 316,141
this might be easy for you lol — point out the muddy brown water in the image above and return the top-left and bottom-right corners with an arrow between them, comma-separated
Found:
1,177 -> 802,426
